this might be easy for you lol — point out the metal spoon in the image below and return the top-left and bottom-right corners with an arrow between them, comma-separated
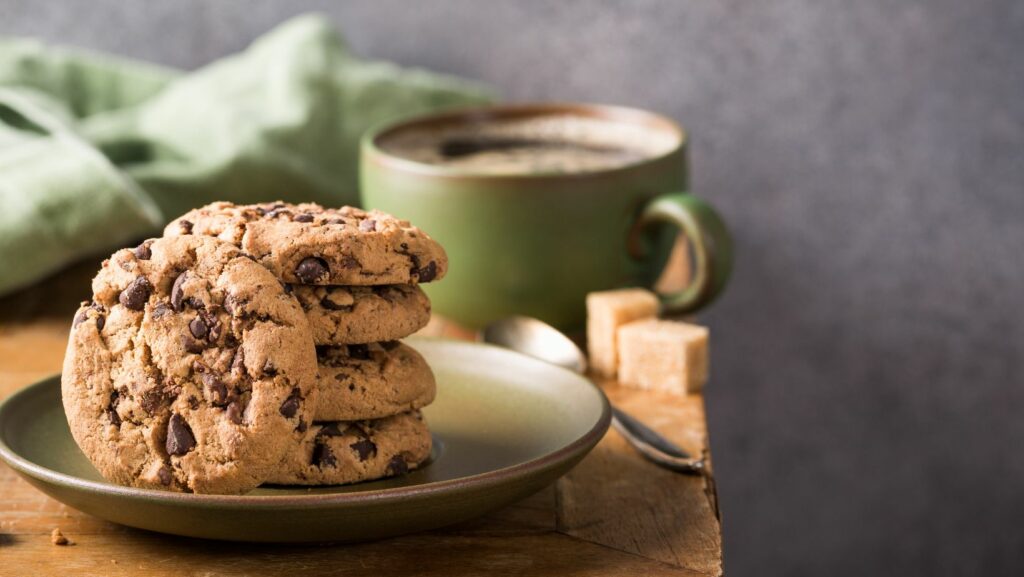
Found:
482,316 -> 705,474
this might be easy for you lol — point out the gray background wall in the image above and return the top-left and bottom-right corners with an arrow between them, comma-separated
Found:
3,1 -> 1022,575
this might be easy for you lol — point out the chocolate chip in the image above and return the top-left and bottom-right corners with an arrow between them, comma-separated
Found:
208,318 -> 223,342
345,425 -> 370,439
326,218 -> 345,225
151,301 -> 172,319
157,465 -> 172,486
280,281 -> 293,295
188,395 -> 200,410
262,360 -> 278,378
133,242 -> 153,260
223,295 -> 240,316
166,414 -> 196,456
416,261 -> 438,283
189,316 -> 208,339
340,254 -> 359,269
171,273 -> 188,311
140,389 -> 166,415
75,302 -> 106,328
319,295 -> 352,311
294,213 -> 314,223
294,257 -> 329,284
386,455 -> 409,476
296,419 -> 308,433
119,276 -> 152,310
279,388 -> 301,418
317,423 -> 343,437
347,344 -> 370,360
350,438 -> 377,461
359,219 -> 376,232
376,287 -> 398,303
178,220 -> 193,234
107,391 -> 121,426
182,334 -> 205,354
226,401 -> 243,425
312,444 -> 337,468
265,209 -> 292,219
203,373 -> 229,406
230,348 -> 246,376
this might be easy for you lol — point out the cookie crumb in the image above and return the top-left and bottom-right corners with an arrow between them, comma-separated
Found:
50,528 -> 72,546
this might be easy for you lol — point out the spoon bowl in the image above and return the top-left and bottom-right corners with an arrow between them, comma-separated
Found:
481,316 -> 705,474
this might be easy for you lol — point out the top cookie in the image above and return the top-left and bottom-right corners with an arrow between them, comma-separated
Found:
62,235 -> 317,494
164,201 -> 448,286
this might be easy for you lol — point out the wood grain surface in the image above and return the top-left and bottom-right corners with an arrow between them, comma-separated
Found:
0,249 -> 722,577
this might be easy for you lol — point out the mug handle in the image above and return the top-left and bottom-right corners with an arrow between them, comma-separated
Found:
628,192 -> 733,315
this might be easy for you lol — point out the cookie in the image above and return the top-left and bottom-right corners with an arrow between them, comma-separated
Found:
314,342 -> 435,421
164,201 -> 447,286
265,411 -> 431,486
62,236 -> 317,494
291,284 -> 431,345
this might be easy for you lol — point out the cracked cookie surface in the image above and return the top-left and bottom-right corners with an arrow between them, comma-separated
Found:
164,201 -> 448,286
266,411 -> 431,486
62,235 -> 317,494
292,284 -> 430,345
314,342 -> 435,421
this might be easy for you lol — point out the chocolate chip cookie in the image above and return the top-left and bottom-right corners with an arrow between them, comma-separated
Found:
164,201 -> 447,286
314,342 -> 435,421
291,284 -> 430,345
265,411 -> 431,486
62,236 -> 317,494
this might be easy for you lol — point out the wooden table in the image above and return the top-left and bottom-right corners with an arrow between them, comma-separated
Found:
0,255 -> 722,577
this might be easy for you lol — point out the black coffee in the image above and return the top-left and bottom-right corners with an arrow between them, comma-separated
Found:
379,115 -> 677,174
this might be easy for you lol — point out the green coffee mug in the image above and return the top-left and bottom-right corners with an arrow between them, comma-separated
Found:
360,103 -> 732,329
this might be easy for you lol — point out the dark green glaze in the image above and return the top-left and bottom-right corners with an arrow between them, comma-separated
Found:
361,103 -> 733,330
0,339 -> 610,542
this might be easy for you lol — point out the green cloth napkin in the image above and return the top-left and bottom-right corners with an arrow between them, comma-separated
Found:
0,14 -> 491,296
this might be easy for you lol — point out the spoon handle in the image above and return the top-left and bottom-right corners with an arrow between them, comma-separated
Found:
611,407 -> 705,474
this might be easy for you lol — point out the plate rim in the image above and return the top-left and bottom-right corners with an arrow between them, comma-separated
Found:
0,338 -> 611,509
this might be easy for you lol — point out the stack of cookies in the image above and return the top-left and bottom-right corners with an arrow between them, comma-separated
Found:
165,200 -> 446,487
62,201 -> 446,494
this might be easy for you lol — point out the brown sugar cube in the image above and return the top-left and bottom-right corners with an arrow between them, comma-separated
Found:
586,288 -> 659,378
617,319 -> 709,395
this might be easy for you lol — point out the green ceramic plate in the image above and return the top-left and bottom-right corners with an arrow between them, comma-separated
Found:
0,338 -> 609,542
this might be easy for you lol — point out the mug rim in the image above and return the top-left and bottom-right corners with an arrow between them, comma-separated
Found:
361,102 -> 687,182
